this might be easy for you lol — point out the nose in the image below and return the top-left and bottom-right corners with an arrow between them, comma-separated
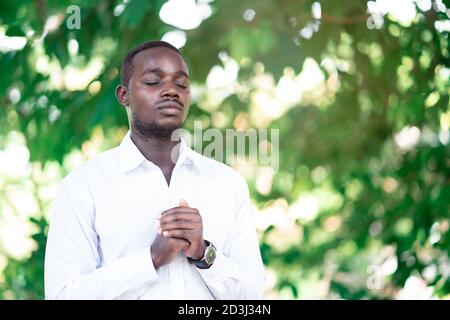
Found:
160,82 -> 179,100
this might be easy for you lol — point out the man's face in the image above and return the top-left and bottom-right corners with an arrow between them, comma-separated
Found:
121,47 -> 190,138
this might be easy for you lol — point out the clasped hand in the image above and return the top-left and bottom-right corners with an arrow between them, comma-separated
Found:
151,199 -> 206,269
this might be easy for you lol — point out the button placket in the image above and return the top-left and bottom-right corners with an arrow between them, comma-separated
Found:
166,163 -> 186,299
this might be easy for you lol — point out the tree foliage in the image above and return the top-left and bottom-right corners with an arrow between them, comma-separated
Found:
0,0 -> 449,299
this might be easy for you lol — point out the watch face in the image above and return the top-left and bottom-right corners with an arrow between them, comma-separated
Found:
204,245 -> 216,265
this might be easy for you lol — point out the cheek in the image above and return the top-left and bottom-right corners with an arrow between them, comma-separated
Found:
182,92 -> 191,106
130,91 -> 158,113
131,89 -> 155,103
130,94 -> 157,118
183,94 -> 191,116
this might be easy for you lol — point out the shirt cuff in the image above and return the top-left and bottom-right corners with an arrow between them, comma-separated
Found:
195,250 -> 236,282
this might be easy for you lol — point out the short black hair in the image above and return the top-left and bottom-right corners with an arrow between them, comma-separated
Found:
119,40 -> 182,87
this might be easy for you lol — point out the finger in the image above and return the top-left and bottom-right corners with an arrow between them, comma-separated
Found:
160,215 -> 200,227
161,221 -> 198,232
160,207 -> 199,216
160,220 -> 201,233
168,237 -> 191,250
179,198 -> 189,207
163,229 -> 196,239
160,212 -> 201,225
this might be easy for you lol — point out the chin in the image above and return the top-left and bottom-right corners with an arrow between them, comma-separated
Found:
133,116 -> 183,140
158,117 -> 183,129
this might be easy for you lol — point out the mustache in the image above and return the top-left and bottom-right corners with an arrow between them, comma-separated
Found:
156,98 -> 183,109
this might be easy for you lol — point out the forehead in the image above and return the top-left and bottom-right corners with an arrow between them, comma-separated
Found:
132,47 -> 188,76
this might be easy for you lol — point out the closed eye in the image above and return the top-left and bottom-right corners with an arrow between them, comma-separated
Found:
144,81 -> 160,85
175,82 -> 188,89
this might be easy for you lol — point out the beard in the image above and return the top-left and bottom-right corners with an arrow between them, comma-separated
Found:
132,112 -> 182,141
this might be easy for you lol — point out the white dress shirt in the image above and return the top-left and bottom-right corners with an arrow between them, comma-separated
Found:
44,131 -> 265,300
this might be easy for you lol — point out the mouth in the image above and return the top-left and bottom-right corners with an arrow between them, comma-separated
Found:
157,100 -> 183,116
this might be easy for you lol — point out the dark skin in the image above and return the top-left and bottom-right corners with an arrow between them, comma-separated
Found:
115,47 -> 206,269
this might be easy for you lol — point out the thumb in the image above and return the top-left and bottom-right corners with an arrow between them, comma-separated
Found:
179,198 -> 189,207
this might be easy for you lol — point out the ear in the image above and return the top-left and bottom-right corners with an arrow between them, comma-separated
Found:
115,85 -> 129,107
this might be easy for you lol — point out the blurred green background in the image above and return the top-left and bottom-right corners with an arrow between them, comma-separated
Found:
0,0 -> 449,299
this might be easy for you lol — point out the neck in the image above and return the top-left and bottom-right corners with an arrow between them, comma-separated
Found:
130,127 -> 180,169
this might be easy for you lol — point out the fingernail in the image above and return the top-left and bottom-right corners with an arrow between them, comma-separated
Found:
163,231 -> 168,237
179,199 -> 189,207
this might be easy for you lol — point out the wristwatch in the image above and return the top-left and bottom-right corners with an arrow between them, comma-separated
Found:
188,240 -> 216,269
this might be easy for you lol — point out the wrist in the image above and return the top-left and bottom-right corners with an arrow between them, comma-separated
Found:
150,246 -> 161,269
190,241 -> 207,260
187,240 -> 217,269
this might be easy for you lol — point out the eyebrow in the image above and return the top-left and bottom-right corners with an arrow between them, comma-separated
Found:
141,68 -> 189,79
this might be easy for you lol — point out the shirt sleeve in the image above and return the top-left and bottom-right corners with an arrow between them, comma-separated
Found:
44,170 -> 159,300
196,175 -> 266,299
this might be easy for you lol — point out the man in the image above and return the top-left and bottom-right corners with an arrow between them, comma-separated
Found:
44,40 -> 265,299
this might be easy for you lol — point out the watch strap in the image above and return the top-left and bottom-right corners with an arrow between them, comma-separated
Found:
187,240 -> 216,269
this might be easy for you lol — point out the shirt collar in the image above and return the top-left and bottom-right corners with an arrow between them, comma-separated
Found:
119,131 -> 202,173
